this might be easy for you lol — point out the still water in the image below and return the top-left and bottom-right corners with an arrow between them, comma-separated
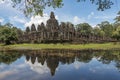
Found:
0,50 -> 120,80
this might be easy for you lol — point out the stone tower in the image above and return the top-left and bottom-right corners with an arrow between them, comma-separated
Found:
31,24 -> 36,32
46,12 -> 59,40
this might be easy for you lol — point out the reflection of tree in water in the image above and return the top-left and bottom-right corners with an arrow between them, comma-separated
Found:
98,51 -> 117,64
76,50 -> 93,63
0,49 -> 120,75
96,50 -> 120,69
0,51 -> 22,64
116,61 -> 120,72
96,50 -> 120,71
114,52 -> 120,71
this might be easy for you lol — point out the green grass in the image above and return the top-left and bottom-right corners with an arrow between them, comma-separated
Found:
0,42 -> 120,50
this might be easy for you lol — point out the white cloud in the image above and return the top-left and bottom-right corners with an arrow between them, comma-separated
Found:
55,15 -> 59,20
26,58 -> 50,74
93,12 -> 116,20
90,24 -> 97,27
73,16 -> 85,24
88,12 -> 94,19
0,0 -> 28,28
25,13 -> 59,27
74,61 -> 81,69
0,0 -> 12,6
0,70 -> 18,80
94,15 -> 115,19
87,12 -> 115,20
0,0 -> 4,4
58,14 -> 72,23
73,16 -> 81,24
9,16 -> 27,24
25,13 -> 46,27
25,13 -> 85,27
0,18 -> 4,23
74,61 -> 85,70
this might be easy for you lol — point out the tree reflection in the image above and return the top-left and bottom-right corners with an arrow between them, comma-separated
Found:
0,49 -> 120,76
0,51 -> 22,64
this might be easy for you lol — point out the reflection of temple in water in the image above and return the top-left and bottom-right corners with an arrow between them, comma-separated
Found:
23,50 -> 101,76
0,50 -> 120,76
23,50 -> 120,76
26,57 -> 50,75
25,51 -> 60,76
25,54 -> 59,76
25,50 -> 74,76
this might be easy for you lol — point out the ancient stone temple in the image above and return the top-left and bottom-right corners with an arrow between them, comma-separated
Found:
21,12 -> 115,43
46,12 -> 59,40
22,12 -> 76,43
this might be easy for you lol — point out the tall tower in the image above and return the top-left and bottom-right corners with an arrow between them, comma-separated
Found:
46,12 -> 59,40
46,12 -> 59,31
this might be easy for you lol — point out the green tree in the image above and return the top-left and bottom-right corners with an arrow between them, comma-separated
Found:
93,26 -> 106,37
112,26 -> 120,40
0,24 -> 18,45
76,23 -> 93,35
113,22 -> 120,30
98,21 -> 114,37
1,0 -> 114,16
93,26 -> 101,35
99,30 -> 105,37
112,11 -> 120,40
12,27 -> 23,39
115,11 -> 120,23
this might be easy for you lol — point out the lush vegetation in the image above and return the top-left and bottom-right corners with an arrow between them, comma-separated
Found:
76,12 -> 120,40
0,23 -> 23,45
0,42 -> 120,50
1,0 -> 114,16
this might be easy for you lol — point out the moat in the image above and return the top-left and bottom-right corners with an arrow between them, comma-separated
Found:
0,49 -> 120,80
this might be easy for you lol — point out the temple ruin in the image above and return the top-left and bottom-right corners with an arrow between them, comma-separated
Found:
20,12 -> 116,43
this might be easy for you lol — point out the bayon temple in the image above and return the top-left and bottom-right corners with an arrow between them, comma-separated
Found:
20,12 -> 115,43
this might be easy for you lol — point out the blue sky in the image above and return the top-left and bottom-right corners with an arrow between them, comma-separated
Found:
0,0 -> 120,30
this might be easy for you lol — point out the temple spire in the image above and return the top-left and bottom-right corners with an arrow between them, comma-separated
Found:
31,24 -> 36,32
50,12 -> 55,19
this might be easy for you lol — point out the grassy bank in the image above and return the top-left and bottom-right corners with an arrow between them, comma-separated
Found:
0,42 -> 120,51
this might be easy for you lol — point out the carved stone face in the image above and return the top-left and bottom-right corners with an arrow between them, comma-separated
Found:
26,27 -> 30,33
37,25 -> 41,31
41,22 -> 45,27
50,12 -> 55,19
31,24 -> 36,32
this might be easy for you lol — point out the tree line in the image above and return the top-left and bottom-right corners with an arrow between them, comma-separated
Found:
76,11 -> 120,40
